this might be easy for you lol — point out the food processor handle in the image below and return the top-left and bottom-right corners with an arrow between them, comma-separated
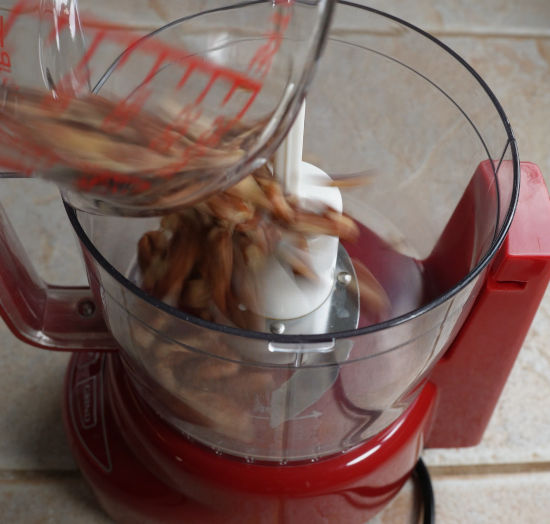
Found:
426,162 -> 550,448
0,201 -> 118,352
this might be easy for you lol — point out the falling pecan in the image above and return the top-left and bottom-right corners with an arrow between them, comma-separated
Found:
152,220 -> 201,300
205,193 -> 255,224
289,206 -> 359,243
254,175 -> 294,222
232,245 -> 262,315
226,175 -> 274,213
243,219 -> 281,256
275,240 -> 317,280
234,210 -> 263,232
321,170 -> 378,188
138,230 -> 168,273
351,258 -> 391,316
137,162 -> 384,333
180,279 -> 211,310
191,357 -> 241,381
202,227 -> 234,314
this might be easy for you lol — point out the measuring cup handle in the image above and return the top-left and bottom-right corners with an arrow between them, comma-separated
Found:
0,200 -> 118,352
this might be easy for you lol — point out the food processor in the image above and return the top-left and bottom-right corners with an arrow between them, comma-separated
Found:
1,3 -> 550,524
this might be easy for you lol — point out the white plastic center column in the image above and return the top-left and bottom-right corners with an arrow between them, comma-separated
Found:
255,101 -> 342,320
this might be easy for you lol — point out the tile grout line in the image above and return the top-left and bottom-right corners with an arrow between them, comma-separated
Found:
2,462 -> 550,484
0,470 -> 81,484
428,462 -> 550,477
333,27 -> 550,40
430,28 -> 550,40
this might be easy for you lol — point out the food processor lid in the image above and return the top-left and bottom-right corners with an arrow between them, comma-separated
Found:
64,1 -> 520,344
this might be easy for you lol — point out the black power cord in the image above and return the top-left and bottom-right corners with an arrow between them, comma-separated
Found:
414,459 -> 435,524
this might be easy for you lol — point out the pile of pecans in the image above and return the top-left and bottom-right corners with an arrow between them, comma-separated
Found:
137,164 -> 390,330
133,164 -> 391,445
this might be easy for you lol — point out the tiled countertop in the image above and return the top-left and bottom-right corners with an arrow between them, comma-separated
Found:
3,1 -> 550,522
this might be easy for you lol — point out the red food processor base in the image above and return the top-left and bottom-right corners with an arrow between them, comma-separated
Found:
63,352 -> 437,524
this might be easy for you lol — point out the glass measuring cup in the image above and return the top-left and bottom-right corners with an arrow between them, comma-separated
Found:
0,0 -> 335,215
0,2 -> 518,461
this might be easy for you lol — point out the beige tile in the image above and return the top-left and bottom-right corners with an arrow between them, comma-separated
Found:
436,36 -> 550,179
0,321 -> 75,470
352,1 -> 550,34
82,0 -> 209,26
374,470 -> 550,523
0,178 -> 88,286
81,0 -> 550,36
0,475 -> 114,524
433,471 -> 550,523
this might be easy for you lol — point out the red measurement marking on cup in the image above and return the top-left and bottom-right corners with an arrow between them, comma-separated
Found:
101,87 -> 153,135
39,91 -> 72,114
72,31 -> 107,77
247,10 -> 291,79
76,169 -> 152,196
0,12 -> 15,88
149,103 -> 203,155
